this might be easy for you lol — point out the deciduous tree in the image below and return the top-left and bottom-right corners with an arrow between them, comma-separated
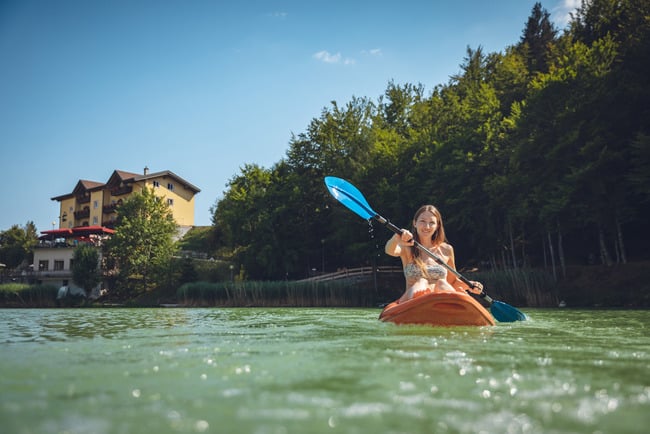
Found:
72,244 -> 101,296
0,222 -> 38,269
105,188 -> 177,295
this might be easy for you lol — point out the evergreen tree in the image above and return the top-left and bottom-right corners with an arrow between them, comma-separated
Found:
519,2 -> 557,74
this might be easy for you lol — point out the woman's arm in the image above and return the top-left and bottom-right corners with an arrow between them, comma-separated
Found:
385,233 -> 403,257
445,244 -> 483,294
444,244 -> 461,288
385,231 -> 413,257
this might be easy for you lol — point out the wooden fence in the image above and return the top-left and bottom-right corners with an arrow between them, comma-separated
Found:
299,266 -> 403,283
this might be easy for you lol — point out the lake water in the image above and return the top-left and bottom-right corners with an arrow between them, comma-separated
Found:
1,308 -> 648,434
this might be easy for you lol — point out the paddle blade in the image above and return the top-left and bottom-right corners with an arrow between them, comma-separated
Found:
490,301 -> 527,322
324,177 -> 377,220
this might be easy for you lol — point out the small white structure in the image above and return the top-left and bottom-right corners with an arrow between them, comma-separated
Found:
30,226 -> 113,299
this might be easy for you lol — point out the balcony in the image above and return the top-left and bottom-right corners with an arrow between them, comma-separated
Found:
103,199 -> 122,214
111,186 -> 132,196
27,270 -> 73,279
74,209 -> 90,219
76,195 -> 91,204
103,204 -> 117,214
35,240 -> 74,249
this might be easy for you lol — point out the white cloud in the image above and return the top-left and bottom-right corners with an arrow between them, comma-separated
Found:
362,48 -> 382,57
313,50 -> 341,63
313,50 -> 355,65
269,11 -> 288,18
552,0 -> 581,28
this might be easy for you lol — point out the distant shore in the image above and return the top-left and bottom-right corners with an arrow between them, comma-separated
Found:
2,262 -> 649,308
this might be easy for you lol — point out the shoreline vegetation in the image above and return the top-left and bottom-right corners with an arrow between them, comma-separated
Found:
2,262 -> 649,309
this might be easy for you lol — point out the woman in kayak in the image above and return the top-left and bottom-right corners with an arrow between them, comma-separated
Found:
385,204 -> 483,303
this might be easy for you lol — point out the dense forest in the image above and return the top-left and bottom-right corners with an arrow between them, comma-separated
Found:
210,0 -> 650,281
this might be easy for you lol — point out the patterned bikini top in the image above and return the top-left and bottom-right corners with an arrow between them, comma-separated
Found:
403,262 -> 447,282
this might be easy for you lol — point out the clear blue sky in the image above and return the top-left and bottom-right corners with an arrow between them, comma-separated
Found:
0,0 -> 578,233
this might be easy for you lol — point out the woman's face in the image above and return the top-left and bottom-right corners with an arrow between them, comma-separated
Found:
414,210 -> 438,240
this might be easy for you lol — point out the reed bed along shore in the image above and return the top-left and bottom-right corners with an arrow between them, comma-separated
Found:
0,283 -> 59,307
176,280 -> 376,307
468,267 -> 559,307
176,267 -> 561,308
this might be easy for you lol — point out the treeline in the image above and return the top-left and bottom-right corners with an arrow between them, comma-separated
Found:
0,222 -> 37,270
211,0 -> 650,281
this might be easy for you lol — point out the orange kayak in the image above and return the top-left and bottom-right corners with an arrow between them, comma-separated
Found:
379,291 -> 495,326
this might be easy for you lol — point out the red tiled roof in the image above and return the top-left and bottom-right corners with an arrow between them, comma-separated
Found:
39,226 -> 115,240
72,226 -> 115,235
40,228 -> 74,235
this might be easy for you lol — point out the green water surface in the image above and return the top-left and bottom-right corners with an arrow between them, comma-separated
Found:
1,308 -> 648,434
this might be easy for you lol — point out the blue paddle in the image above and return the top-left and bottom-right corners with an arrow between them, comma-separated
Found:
324,176 -> 527,322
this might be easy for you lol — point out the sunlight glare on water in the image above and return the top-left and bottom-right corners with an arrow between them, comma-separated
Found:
0,308 -> 648,433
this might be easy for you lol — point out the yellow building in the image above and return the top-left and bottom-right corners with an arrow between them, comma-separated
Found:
27,168 -> 199,297
51,167 -> 201,231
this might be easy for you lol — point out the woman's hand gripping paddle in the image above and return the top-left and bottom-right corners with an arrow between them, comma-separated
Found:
324,176 -> 527,322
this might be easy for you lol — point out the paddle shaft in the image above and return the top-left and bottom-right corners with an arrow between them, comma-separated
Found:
374,215 -> 493,302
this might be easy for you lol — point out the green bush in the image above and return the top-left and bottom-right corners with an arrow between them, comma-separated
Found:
0,282 -> 30,293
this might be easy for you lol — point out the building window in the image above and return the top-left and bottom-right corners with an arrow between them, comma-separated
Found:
153,180 -> 160,188
93,200 -> 99,209
93,216 -> 98,225
54,260 -> 64,271
167,183 -> 174,191
167,198 -> 174,206
39,260 -> 49,271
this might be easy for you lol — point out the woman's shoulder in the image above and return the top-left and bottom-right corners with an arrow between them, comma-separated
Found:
438,242 -> 454,255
